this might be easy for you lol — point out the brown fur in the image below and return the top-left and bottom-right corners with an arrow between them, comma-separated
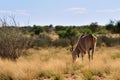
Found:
72,34 -> 97,62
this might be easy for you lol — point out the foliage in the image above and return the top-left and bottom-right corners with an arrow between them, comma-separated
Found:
64,27 -> 79,39
53,38 -> 70,47
105,20 -> 115,33
57,31 -> 66,38
97,36 -> 120,47
30,34 -> 52,48
96,28 -> 108,34
105,20 -> 120,34
44,24 -> 54,33
55,26 -> 68,31
0,27 -> 30,60
56,27 -> 79,51
32,25 -> 44,35
89,22 -> 99,33
80,28 -> 92,34
115,21 -> 120,34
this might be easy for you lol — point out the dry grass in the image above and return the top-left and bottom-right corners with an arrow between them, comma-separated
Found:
0,46 -> 120,80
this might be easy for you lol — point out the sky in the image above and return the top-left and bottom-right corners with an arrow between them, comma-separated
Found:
0,0 -> 120,26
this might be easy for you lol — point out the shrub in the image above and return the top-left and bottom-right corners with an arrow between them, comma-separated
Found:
0,27 -> 29,60
97,36 -> 120,47
89,22 -> 99,33
31,34 -> 52,48
57,27 -> 79,51
53,38 -> 70,47
80,28 -> 92,34
97,36 -> 110,47
55,26 -> 67,31
32,25 -> 44,35
57,31 -> 66,38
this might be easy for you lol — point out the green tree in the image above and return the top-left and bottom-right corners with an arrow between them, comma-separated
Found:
57,27 -> 79,51
89,22 -> 99,33
57,31 -> 66,38
80,28 -> 92,34
33,25 -> 44,35
55,25 -> 67,31
115,21 -> 120,34
105,20 -> 115,33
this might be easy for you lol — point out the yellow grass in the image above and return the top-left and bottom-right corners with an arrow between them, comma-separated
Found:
0,46 -> 120,80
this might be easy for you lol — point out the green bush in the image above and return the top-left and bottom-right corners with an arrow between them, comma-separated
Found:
57,27 -> 79,51
57,31 -> 66,38
31,34 -> 52,48
32,25 -> 44,35
53,38 -> 70,47
80,28 -> 92,34
55,26 -> 67,31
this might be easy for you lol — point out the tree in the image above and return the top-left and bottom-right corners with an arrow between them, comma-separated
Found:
57,27 -> 79,51
33,25 -> 44,35
55,25 -> 67,31
44,24 -> 53,33
105,20 -> 115,33
89,22 -> 99,33
115,21 -> 120,34
80,28 -> 92,34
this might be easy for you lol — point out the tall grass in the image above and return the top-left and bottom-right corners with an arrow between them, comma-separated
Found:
0,46 -> 119,80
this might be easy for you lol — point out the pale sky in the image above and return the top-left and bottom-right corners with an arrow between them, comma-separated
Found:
0,0 -> 120,26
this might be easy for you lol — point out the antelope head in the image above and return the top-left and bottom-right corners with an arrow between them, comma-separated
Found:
72,50 -> 77,63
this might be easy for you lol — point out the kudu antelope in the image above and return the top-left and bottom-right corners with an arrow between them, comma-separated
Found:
72,34 -> 97,63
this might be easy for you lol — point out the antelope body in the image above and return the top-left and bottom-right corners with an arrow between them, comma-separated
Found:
72,34 -> 97,62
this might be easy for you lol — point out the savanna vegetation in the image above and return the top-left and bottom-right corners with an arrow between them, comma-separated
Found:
0,17 -> 120,80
